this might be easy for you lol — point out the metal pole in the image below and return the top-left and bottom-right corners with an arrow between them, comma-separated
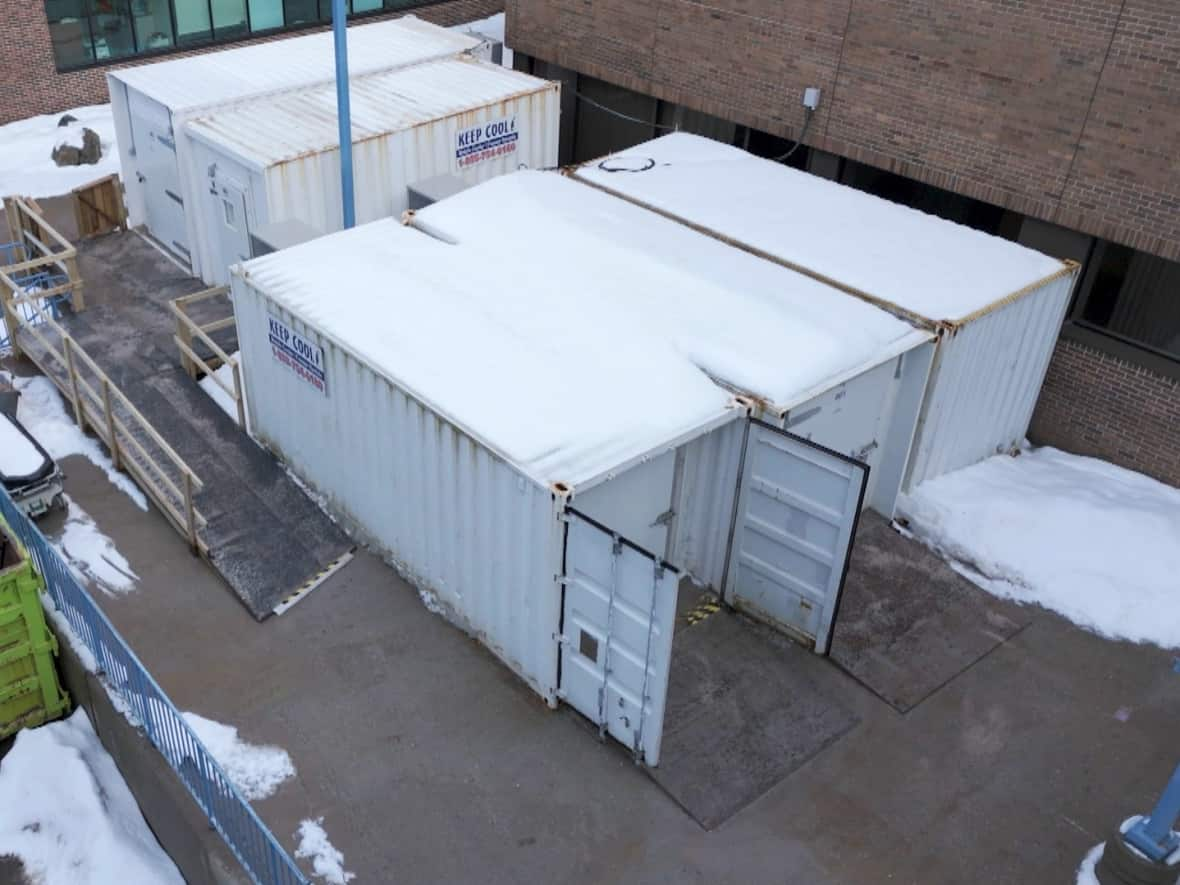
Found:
1125,762 -> 1180,862
332,0 -> 356,229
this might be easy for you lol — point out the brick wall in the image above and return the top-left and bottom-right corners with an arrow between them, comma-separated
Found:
1030,337 -> 1180,487
0,0 -> 502,125
506,0 -> 1180,264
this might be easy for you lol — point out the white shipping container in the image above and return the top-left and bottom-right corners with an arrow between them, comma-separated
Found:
408,171 -> 937,519
107,15 -> 480,279
575,133 -> 1082,490
232,175 -> 937,763
185,58 -> 560,285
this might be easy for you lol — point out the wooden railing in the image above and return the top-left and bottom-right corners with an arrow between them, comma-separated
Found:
0,197 -> 206,553
170,286 -> 245,429
72,175 -> 127,240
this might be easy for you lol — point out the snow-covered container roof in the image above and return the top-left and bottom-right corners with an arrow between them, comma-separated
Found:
411,171 -> 932,412
575,133 -> 1068,325
233,219 -> 736,488
108,16 -> 480,115
186,57 -> 554,169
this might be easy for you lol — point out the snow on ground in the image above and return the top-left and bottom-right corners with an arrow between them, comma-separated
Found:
0,104 -> 119,198
898,446 -> 1180,649
198,352 -> 248,425
7,372 -> 147,509
181,713 -> 295,801
295,818 -> 356,884
0,709 -> 184,885
1075,842 -> 1103,885
56,494 -> 138,594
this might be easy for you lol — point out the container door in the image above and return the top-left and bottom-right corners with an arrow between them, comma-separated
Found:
127,92 -> 189,263
559,509 -> 679,766
210,176 -> 252,282
724,419 -> 867,654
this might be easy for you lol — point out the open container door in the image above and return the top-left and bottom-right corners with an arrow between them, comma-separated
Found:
725,419 -> 867,655
559,509 -> 680,766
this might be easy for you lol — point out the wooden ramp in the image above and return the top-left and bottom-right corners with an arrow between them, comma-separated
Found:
6,226 -> 352,620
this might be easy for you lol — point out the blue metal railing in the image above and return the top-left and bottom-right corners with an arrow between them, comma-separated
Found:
0,486 -> 308,885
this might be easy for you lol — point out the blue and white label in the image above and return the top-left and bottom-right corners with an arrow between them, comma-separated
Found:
268,314 -> 326,396
456,116 -> 518,168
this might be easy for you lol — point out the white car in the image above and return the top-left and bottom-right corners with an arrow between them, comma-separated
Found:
0,409 -> 64,519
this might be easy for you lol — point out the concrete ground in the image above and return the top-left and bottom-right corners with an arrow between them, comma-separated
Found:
25,440 -> 1180,885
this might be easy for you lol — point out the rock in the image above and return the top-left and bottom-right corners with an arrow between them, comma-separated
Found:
79,128 -> 102,165
57,113 -> 78,127
50,127 -> 102,167
51,143 -> 81,167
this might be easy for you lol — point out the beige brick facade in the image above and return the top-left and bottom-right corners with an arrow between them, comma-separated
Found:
0,0 -> 502,124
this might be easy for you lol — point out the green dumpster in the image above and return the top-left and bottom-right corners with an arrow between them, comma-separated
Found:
0,516 -> 71,738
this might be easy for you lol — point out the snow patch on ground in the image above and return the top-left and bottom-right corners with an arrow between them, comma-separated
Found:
0,104 -> 119,198
181,712 -> 295,801
9,372 -> 147,510
898,446 -> 1180,649
296,818 -> 355,884
1075,842 -> 1103,885
55,494 -> 138,594
418,587 -> 445,616
198,352 -> 248,425
0,709 -> 184,885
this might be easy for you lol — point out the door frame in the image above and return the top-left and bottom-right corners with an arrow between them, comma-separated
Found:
721,417 -> 868,655
557,506 -> 681,766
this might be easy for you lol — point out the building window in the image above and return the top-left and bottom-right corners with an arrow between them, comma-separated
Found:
1070,242 -> 1180,366
44,0 -> 418,70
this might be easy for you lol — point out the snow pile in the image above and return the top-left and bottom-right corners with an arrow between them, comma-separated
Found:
181,713 -> 295,801
0,709 -> 184,885
52,123 -> 87,152
899,447 -> 1180,649
295,818 -> 355,884
1075,843 -> 1103,885
198,352 -> 248,425
56,494 -> 138,594
0,105 -> 119,198
9,373 -> 147,509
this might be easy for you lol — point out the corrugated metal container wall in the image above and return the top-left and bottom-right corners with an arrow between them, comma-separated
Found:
670,418 -> 747,591
260,87 -> 561,248
232,276 -> 564,703
905,269 -> 1078,488
107,16 -> 480,279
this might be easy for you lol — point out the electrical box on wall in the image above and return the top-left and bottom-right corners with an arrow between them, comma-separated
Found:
803,87 -> 821,110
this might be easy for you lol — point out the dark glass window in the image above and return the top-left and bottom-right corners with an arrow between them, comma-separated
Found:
46,0 -> 432,70
131,0 -> 175,52
174,0 -> 212,44
246,0 -> 283,30
211,0 -> 248,38
46,0 -> 95,68
1075,243 -> 1180,361
281,0 -> 318,25
86,0 -> 137,61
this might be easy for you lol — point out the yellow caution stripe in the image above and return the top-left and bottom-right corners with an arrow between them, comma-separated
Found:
272,549 -> 356,617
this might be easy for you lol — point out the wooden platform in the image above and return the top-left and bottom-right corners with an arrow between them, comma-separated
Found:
14,230 -> 352,619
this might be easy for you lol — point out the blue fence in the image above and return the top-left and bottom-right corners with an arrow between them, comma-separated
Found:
0,485 -> 308,885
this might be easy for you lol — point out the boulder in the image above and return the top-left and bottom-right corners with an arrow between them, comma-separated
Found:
50,127 -> 102,167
